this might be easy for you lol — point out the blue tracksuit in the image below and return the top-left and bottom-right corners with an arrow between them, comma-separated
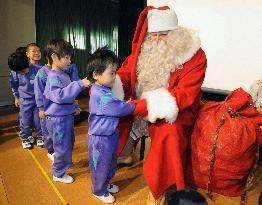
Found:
43,70 -> 84,177
88,84 -> 135,196
9,64 -> 42,140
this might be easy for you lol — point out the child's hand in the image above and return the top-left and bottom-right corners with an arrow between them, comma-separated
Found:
74,108 -> 81,115
39,111 -> 46,119
75,100 -> 79,105
257,107 -> 262,115
81,77 -> 91,87
14,98 -> 20,107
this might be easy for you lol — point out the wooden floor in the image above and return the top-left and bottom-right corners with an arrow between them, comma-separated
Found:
0,96 -> 261,205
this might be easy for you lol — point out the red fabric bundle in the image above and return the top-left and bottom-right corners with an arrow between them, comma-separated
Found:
186,88 -> 262,196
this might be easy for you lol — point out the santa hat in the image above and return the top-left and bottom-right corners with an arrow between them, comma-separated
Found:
148,9 -> 178,33
120,6 -> 172,97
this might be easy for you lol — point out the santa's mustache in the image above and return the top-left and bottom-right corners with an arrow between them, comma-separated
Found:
144,38 -> 168,54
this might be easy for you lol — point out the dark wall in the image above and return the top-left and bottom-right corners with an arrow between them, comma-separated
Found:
118,0 -> 146,63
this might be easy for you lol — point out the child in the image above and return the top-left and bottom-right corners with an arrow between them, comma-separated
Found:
249,78 -> 262,113
8,51 -> 43,149
26,43 -> 42,65
248,78 -> 262,162
43,38 -> 90,183
34,45 -> 54,161
15,47 -> 27,55
86,48 -> 145,203
66,63 -> 80,81
35,45 -> 83,162
167,190 -> 207,205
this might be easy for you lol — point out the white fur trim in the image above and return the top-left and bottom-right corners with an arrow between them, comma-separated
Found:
111,74 -> 124,100
172,27 -> 201,65
141,88 -> 179,123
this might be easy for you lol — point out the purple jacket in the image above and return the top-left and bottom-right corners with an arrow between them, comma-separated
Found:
34,65 -> 51,111
9,64 -> 41,99
88,84 -> 135,136
43,70 -> 84,116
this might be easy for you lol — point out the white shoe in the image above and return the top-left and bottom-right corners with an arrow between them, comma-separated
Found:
47,153 -> 55,162
37,137 -> 44,148
107,184 -> 119,193
93,193 -> 115,203
53,174 -> 74,184
22,140 -> 32,150
27,136 -> 35,144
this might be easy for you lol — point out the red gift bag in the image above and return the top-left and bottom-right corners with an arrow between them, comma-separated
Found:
186,88 -> 262,197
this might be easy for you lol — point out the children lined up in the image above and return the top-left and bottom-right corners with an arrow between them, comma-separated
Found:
8,40 -> 144,203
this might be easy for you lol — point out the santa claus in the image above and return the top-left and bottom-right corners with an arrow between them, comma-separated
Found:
112,6 -> 207,204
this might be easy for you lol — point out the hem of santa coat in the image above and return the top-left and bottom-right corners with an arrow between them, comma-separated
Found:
143,164 -> 186,200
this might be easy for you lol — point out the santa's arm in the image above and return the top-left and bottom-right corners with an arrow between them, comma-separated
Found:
113,49 -> 207,123
169,48 -> 207,111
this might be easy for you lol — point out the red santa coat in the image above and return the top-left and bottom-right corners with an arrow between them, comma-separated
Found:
112,6 -> 207,199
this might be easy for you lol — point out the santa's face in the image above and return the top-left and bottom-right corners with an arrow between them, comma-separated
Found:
150,31 -> 168,43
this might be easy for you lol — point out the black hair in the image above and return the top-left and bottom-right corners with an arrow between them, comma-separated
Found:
15,47 -> 27,55
86,47 -> 119,83
45,38 -> 74,65
8,52 -> 29,72
26,42 -> 40,52
167,190 -> 207,205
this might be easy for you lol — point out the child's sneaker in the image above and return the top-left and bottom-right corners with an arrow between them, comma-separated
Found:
36,137 -> 44,148
93,192 -> 115,204
53,174 -> 74,184
27,136 -> 35,144
22,140 -> 32,150
47,152 -> 55,162
107,184 -> 119,193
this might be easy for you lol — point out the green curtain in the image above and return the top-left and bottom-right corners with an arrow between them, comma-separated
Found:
35,0 -> 119,78
35,0 -> 145,77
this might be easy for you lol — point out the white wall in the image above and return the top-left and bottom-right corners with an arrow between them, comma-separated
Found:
0,0 -> 35,106
147,0 -> 262,93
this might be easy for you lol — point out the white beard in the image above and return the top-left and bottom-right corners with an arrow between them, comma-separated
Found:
135,35 -> 173,98
135,26 -> 201,99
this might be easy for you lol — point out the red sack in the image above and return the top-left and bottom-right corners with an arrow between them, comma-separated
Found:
186,88 -> 262,196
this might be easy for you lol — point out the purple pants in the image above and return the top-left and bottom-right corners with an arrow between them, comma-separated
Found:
40,118 -> 54,153
88,132 -> 118,196
46,115 -> 75,178
19,98 -> 41,140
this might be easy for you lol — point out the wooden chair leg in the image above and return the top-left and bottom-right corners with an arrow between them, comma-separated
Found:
140,135 -> 147,160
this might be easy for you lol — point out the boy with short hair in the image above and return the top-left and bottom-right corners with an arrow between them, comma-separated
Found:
34,46 -> 54,161
167,190 -> 207,205
86,48 -> 146,203
43,38 -> 90,183
8,51 -> 43,149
